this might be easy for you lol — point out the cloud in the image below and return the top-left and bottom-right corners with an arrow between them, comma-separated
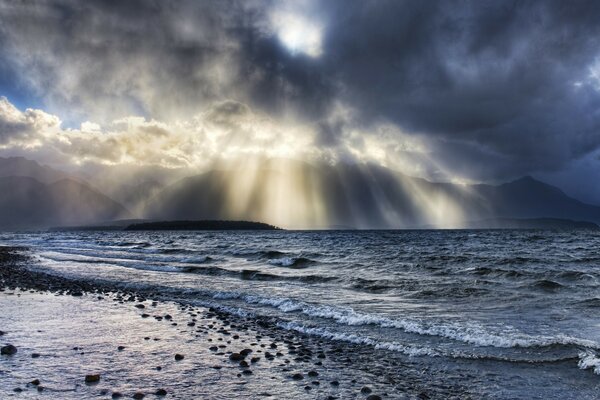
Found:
1,0 -> 600,186
0,96 -> 324,169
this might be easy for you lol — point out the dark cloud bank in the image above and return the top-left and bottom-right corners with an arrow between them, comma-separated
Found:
1,0 -> 600,202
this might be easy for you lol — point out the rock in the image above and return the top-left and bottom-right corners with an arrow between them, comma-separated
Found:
292,373 -> 304,380
31,353 -> 40,358
242,370 -> 253,375
240,348 -> 252,356
155,389 -> 167,396
117,346 -> 126,351
308,370 -> 319,377
111,392 -> 123,399
418,392 -> 430,400
174,353 -> 185,361
135,304 -> 145,309
1,344 -> 17,355
13,388 -> 22,393
367,395 -> 382,400
229,353 -> 244,361
30,379 -> 41,385
330,380 -> 339,386
361,386 -> 372,394
84,374 -> 101,383
239,360 -> 249,368
37,386 -> 44,392
0,330 -> 4,336
251,357 -> 260,363
132,392 -> 145,399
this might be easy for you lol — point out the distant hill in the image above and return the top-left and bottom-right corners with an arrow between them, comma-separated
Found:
464,218 -> 599,230
0,177 -> 131,230
144,160 -> 600,229
0,156 -> 69,183
3,156 -> 600,230
125,220 -> 281,231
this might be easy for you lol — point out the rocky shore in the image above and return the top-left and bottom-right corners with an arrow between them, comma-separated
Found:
0,246 -> 474,399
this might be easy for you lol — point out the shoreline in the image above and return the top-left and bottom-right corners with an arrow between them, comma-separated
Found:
0,246 -> 473,399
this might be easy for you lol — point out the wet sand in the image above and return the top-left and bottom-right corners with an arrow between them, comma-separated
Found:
0,246 -> 475,399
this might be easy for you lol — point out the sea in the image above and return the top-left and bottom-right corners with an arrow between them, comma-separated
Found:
2,229 -> 600,399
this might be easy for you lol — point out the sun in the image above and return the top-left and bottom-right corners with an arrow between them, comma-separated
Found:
271,11 -> 323,58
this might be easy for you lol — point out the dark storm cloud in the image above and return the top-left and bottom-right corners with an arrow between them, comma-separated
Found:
1,0 -> 600,182
316,0 -> 600,177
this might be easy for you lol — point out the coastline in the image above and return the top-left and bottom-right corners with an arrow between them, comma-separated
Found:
0,246 -> 473,400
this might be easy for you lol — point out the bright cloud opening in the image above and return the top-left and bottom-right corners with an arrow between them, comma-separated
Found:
271,11 -> 323,57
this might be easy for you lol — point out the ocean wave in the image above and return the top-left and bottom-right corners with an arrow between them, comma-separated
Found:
577,298 -> 600,308
276,322 -> 584,364
159,248 -> 194,254
350,277 -> 396,293
413,286 -> 490,299
210,292 -> 600,350
179,265 -> 335,284
530,279 -> 564,291
277,321 -> 441,357
469,266 -> 525,278
267,257 -> 314,268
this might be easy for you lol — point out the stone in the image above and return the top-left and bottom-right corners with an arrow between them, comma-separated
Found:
361,386 -> 372,394
1,344 -> 17,355
84,374 -> 101,383
174,353 -> 185,361
155,389 -> 167,396
308,370 -> 319,377
31,353 -> 41,358
30,379 -> 40,385
240,348 -> 252,356
132,392 -> 145,399
229,353 -> 244,361
111,391 -> 123,399
292,373 -> 304,380
367,396 -> 382,400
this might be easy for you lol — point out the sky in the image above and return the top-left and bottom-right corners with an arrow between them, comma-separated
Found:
1,0 -> 600,204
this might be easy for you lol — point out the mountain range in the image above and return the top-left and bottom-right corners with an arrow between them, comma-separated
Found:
1,156 -> 599,230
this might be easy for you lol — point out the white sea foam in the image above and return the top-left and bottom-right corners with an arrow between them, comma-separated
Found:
277,321 -> 441,357
210,291 -> 600,350
268,257 -> 296,267
578,351 -> 600,375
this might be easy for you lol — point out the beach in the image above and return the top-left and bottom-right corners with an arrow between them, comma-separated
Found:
0,246 -> 466,399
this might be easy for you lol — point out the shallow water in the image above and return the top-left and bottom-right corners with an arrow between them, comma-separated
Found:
2,229 -> 600,398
